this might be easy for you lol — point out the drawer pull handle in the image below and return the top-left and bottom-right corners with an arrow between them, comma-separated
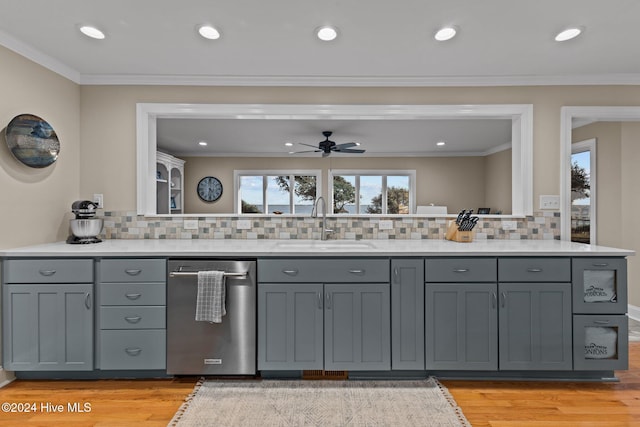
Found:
125,316 -> 142,324
125,347 -> 142,356
453,268 -> 469,273
85,293 -> 92,310
393,267 -> 399,283
38,269 -> 56,276
491,292 -> 497,309
326,292 -> 332,310
500,292 -> 507,308
349,269 -> 365,275
527,268 -> 543,273
592,263 -> 609,267
317,292 -> 323,309
283,269 -> 298,276
593,320 -> 611,325
125,293 -> 142,300
125,269 -> 142,276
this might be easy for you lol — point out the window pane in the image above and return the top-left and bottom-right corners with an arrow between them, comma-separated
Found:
333,175 -> 356,214
571,152 -> 591,243
294,175 -> 316,214
240,176 -> 263,213
387,175 -> 410,214
361,176 -> 382,214
267,175 -> 291,214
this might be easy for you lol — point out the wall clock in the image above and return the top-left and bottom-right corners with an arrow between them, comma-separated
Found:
197,176 -> 223,202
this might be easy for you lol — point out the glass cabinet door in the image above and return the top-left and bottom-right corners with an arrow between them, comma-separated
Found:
572,258 -> 627,314
573,315 -> 628,370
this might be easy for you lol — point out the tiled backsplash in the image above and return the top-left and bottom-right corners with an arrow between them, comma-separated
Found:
101,211 -> 560,240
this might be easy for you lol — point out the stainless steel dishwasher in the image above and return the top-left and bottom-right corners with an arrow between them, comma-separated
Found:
167,259 -> 256,375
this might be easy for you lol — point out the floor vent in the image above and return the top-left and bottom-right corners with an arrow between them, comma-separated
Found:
302,370 -> 348,380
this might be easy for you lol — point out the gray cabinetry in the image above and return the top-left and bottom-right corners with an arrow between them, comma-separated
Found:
391,259 -> 424,370
498,283 -> 572,370
98,258 -> 166,370
2,259 -> 94,371
257,258 -> 390,372
571,257 -> 628,370
258,284 -> 323,370
425,257 -> 498,370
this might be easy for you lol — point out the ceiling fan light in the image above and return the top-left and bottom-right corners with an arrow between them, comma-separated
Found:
317,26 -> 338,41
555,27 -> 582,42
79,25 -> 105,40
198,141 -> 208,146
198,25 -> 221,40
436,141 -> 446,146
434,27 -> 457,41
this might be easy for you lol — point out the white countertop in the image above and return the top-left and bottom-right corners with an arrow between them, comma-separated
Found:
0,239 -> 634,257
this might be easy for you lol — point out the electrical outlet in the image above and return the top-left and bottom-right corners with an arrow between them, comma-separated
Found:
539,195 -> 560,210
379,220 -> 393,230
236,220 -> 251,230
502,220 -> 517,231
183,219 -> 198,230
92,193 -> 103,208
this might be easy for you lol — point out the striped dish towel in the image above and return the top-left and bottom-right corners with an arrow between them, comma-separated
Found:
195,270 -> 226,323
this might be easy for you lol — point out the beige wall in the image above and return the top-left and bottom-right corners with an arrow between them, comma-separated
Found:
620,123 -> 640,311
0,46 -> 80,249
484,149 -> 512,214
181,155 -> 503,215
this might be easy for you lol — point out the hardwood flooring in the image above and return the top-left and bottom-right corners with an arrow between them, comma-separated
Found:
0,344 -> 638,426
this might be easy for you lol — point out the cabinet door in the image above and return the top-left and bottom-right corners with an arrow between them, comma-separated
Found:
499,283 -> 572,370
324,283 -> 390,371
391,259 -> 424,370
425,284 -> 498,370
258,283 -> 323,370
572,258 -> 627,314
3,284 -> 93,371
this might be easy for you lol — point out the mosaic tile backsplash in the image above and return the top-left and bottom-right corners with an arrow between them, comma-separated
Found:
101,211 -> 560,240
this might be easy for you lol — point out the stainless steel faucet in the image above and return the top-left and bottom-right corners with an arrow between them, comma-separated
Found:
311,196 -> 333,240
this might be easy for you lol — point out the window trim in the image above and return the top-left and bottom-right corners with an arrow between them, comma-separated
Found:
234,169 -> 322,214
328,169 -> 416,215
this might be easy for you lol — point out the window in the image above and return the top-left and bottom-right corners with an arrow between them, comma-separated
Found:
571,139 -> 596,244
235,170 -> 321,214
329,170 -> 415,214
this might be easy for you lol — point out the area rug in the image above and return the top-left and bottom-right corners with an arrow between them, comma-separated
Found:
169,378 -> 471,427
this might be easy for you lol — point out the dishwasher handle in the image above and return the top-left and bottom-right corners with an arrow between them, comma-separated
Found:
169,271 -> 248,279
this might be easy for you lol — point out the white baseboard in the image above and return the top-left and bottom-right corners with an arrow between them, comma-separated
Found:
0,367 -> 15,388
629,304 -> 640,322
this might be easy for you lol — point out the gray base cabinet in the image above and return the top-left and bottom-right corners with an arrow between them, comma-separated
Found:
258,284 -> 324,370
498,283 -> 572,370
391,259 -> 425,370
2,259 -> 94,371
425,283 -> 497,370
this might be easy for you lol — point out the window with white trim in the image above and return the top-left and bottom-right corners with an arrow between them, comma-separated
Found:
235,170 -> 322,214
328,170 -> 416,214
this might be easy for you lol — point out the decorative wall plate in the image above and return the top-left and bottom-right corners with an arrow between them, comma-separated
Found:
5,114 -> 60,168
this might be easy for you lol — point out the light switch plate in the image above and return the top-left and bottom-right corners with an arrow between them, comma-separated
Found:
92,193 -> 103,208
236,219 -> 251,230
539,195 -> 560,210
183,219 -> 198,230
379,220 -> 393,230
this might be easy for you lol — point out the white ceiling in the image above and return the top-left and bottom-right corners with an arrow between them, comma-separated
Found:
157,118 -> 513,157
1,0 -> 639,86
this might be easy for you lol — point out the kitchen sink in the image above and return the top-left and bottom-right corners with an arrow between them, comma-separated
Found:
273,240 -> 377,250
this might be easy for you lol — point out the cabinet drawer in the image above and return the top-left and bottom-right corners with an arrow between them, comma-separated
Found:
100,259 -> 166,283
3,259 -> 93,283
100,306 -> 166,329
258,258 -> 389,283
100,283 -> 166,306
498,258 -> 570,282
100,330 -> 166,370
572,258 -> 627,314
573,315 -> 628,371
425,258 -> 496,282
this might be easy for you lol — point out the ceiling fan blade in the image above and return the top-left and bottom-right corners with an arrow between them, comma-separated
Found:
334,148 -> 365,153
299,143 -> 319,149
291,149 -> 321,154
334,142 -> 357,149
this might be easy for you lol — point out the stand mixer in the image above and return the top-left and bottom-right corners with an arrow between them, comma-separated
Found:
66,200 -> 103,244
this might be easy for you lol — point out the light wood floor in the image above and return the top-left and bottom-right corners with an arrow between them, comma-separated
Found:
0,344 -> 638,426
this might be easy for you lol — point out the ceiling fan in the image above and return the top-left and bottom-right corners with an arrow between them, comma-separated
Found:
293,131 -> 365,157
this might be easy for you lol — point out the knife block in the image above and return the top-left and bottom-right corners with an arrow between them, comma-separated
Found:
445,220 -> 474,243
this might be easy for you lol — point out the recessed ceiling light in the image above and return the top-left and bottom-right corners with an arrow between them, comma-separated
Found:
436,141 -> 446,146
355,142 -> 361,146
434,27 -> 457,42
284,142 -> 293,147
198,141 -> 208,146
555,27 -> 582,42
316,26 -> 338,41
79,25 -> 105,40
198,25 -> 221,40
